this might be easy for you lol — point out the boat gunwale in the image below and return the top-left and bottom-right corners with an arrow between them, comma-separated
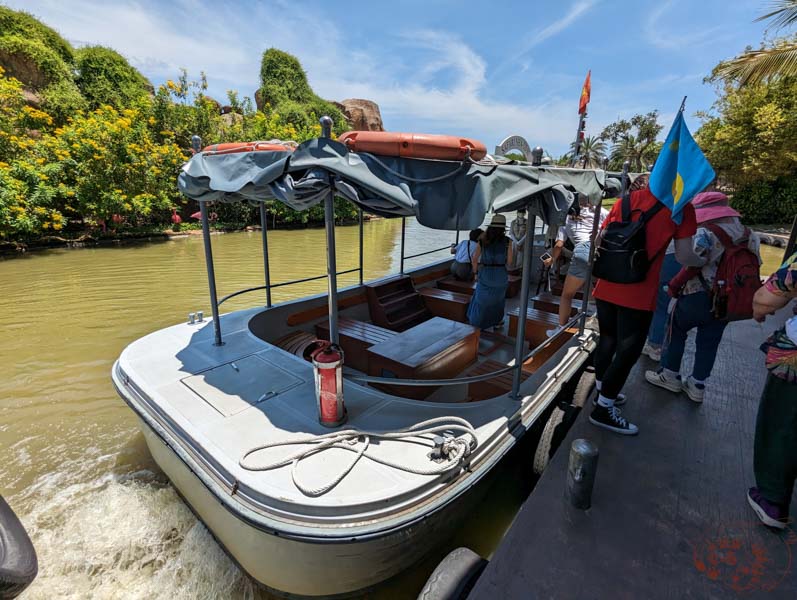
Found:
111,324 -> 596,542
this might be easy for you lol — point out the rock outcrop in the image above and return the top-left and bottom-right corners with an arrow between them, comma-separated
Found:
336,99 -> 384,131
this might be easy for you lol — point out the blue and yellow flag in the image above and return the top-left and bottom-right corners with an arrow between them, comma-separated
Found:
649,110 -> 715,224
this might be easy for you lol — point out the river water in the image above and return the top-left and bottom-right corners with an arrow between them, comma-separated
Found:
1,218 -> 539,600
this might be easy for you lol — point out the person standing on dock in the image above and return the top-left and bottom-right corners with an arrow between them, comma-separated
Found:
467,214 -> 513,330
590,107 -> 714,435
645,192 -> 761,401
641,241 -> 680,362
748,252 -> 797,530
590,175 -> 700,435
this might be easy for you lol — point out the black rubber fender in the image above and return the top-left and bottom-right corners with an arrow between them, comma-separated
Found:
0,496 -> 37,599
418,547 -> 487,600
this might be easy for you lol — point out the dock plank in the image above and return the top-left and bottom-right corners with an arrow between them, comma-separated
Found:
470,310 -> 797,600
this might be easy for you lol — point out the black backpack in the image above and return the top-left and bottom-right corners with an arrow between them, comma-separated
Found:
592,192 -> 664,284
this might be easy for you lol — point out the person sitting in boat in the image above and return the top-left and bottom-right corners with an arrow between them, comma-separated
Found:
543,194 -> 608,334
467,214 -> 513,330
449,228 -> 482,281
508,209 -> 527,271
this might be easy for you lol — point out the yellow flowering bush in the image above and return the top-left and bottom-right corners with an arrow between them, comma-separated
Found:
50,104 -> 187,224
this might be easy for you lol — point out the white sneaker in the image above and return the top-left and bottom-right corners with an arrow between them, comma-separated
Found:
644,369 -> 682,393
642,341 -> 662,362
546,328 -> 558,338
683,377 -> 705,403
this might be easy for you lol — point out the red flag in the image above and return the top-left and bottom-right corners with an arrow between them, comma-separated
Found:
578,70 -> 591,115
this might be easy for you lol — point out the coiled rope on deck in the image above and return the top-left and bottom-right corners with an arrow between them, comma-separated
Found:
239,416 -> 478,497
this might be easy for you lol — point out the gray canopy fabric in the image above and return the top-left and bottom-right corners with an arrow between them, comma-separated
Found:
178,137 -> 608,231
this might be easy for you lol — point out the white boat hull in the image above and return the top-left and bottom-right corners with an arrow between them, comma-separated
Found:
137,415 -> 491,597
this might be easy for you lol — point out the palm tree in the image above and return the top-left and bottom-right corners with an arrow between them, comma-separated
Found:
714,1 -> 797,85
569,136 -> 607,168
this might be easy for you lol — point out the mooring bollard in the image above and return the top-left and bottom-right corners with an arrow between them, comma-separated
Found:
566,438 -> 599,509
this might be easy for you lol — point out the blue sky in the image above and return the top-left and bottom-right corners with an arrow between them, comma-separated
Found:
10,0 -> 770,155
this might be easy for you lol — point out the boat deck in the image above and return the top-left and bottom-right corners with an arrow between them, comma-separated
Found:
469,308 -> 797,599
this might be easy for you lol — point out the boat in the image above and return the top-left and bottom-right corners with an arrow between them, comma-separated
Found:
111,118 -> 614,597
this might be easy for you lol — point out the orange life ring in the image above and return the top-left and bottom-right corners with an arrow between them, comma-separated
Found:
202,142 -> 293,156
338,131 -> 486,161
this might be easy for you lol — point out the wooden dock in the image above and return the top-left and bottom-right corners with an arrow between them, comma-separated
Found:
469,310 -> 796,599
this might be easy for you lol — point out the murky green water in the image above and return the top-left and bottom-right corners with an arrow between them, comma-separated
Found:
0,218 -> 535,599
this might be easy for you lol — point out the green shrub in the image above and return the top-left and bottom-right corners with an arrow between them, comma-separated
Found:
74,46 -> 152,109
0,34 -> 72,88
0,7 -> 73,64
730,176 -> 797,225
40,80 -> 87,126
258,48 -> 346,134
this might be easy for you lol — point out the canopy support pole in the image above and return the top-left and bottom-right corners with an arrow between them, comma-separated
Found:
321,116 -> 339,345
201,202 -> 223,346
400,217 -> 407,275
358,208 -> 364,285
511,214 -> 536,400
259,202 -> 272,308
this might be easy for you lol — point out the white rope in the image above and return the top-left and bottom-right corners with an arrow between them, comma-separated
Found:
239,416 -> 478,497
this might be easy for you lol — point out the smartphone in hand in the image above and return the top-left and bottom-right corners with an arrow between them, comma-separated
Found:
540,252 -> 552,262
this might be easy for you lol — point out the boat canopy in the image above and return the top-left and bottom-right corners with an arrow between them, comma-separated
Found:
178,137 -> 609,231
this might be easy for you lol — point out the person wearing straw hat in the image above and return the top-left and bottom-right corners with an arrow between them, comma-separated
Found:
467,213 -> 513,330
645,191 -> 761,402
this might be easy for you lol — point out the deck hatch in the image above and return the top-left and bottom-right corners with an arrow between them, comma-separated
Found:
182,354 -> 304,417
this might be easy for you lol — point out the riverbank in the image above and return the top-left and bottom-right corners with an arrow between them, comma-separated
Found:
0,217 -> 372,257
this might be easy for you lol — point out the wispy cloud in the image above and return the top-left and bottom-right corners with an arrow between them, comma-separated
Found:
488,1 -> 598,87
525,0 -> 599,48
644,0 -> 725,50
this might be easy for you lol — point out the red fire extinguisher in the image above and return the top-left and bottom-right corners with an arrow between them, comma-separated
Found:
310,342 -> 347,427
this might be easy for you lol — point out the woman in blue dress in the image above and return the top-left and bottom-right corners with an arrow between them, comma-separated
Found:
467,213 -> 513,330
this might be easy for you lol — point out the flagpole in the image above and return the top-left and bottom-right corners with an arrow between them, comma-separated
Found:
570,111 -> 587,167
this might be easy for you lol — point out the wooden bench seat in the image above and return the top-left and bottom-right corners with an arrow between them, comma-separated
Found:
550,281 -> 584,300
531,292 -> 582,317
466,359 -> 529,401
418,287 -> 471,322
437,276 -> 476,295
507,306 -> 565,347
367,317 -> 479,400
316,317 -> 397,372
466,331 -> 576,401
437,274 -> 522,298
366,275 -> 431,331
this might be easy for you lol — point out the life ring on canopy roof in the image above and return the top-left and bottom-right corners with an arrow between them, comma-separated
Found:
338,131 -> 487,161
201,142 -> 293,156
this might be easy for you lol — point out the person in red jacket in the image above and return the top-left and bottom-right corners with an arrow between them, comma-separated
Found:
589,175 -> 701,435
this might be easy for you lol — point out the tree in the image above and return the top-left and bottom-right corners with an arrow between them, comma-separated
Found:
600,112 -> 663,172
713,1 -> 797,85
569,135 -> 607,168
696,76 -> 797,189
258,48 -> 347,134
74,46 -> 153,110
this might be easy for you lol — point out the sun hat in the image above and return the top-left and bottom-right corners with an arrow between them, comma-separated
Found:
692,191 -> 740,223
487,213 -> 507,228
